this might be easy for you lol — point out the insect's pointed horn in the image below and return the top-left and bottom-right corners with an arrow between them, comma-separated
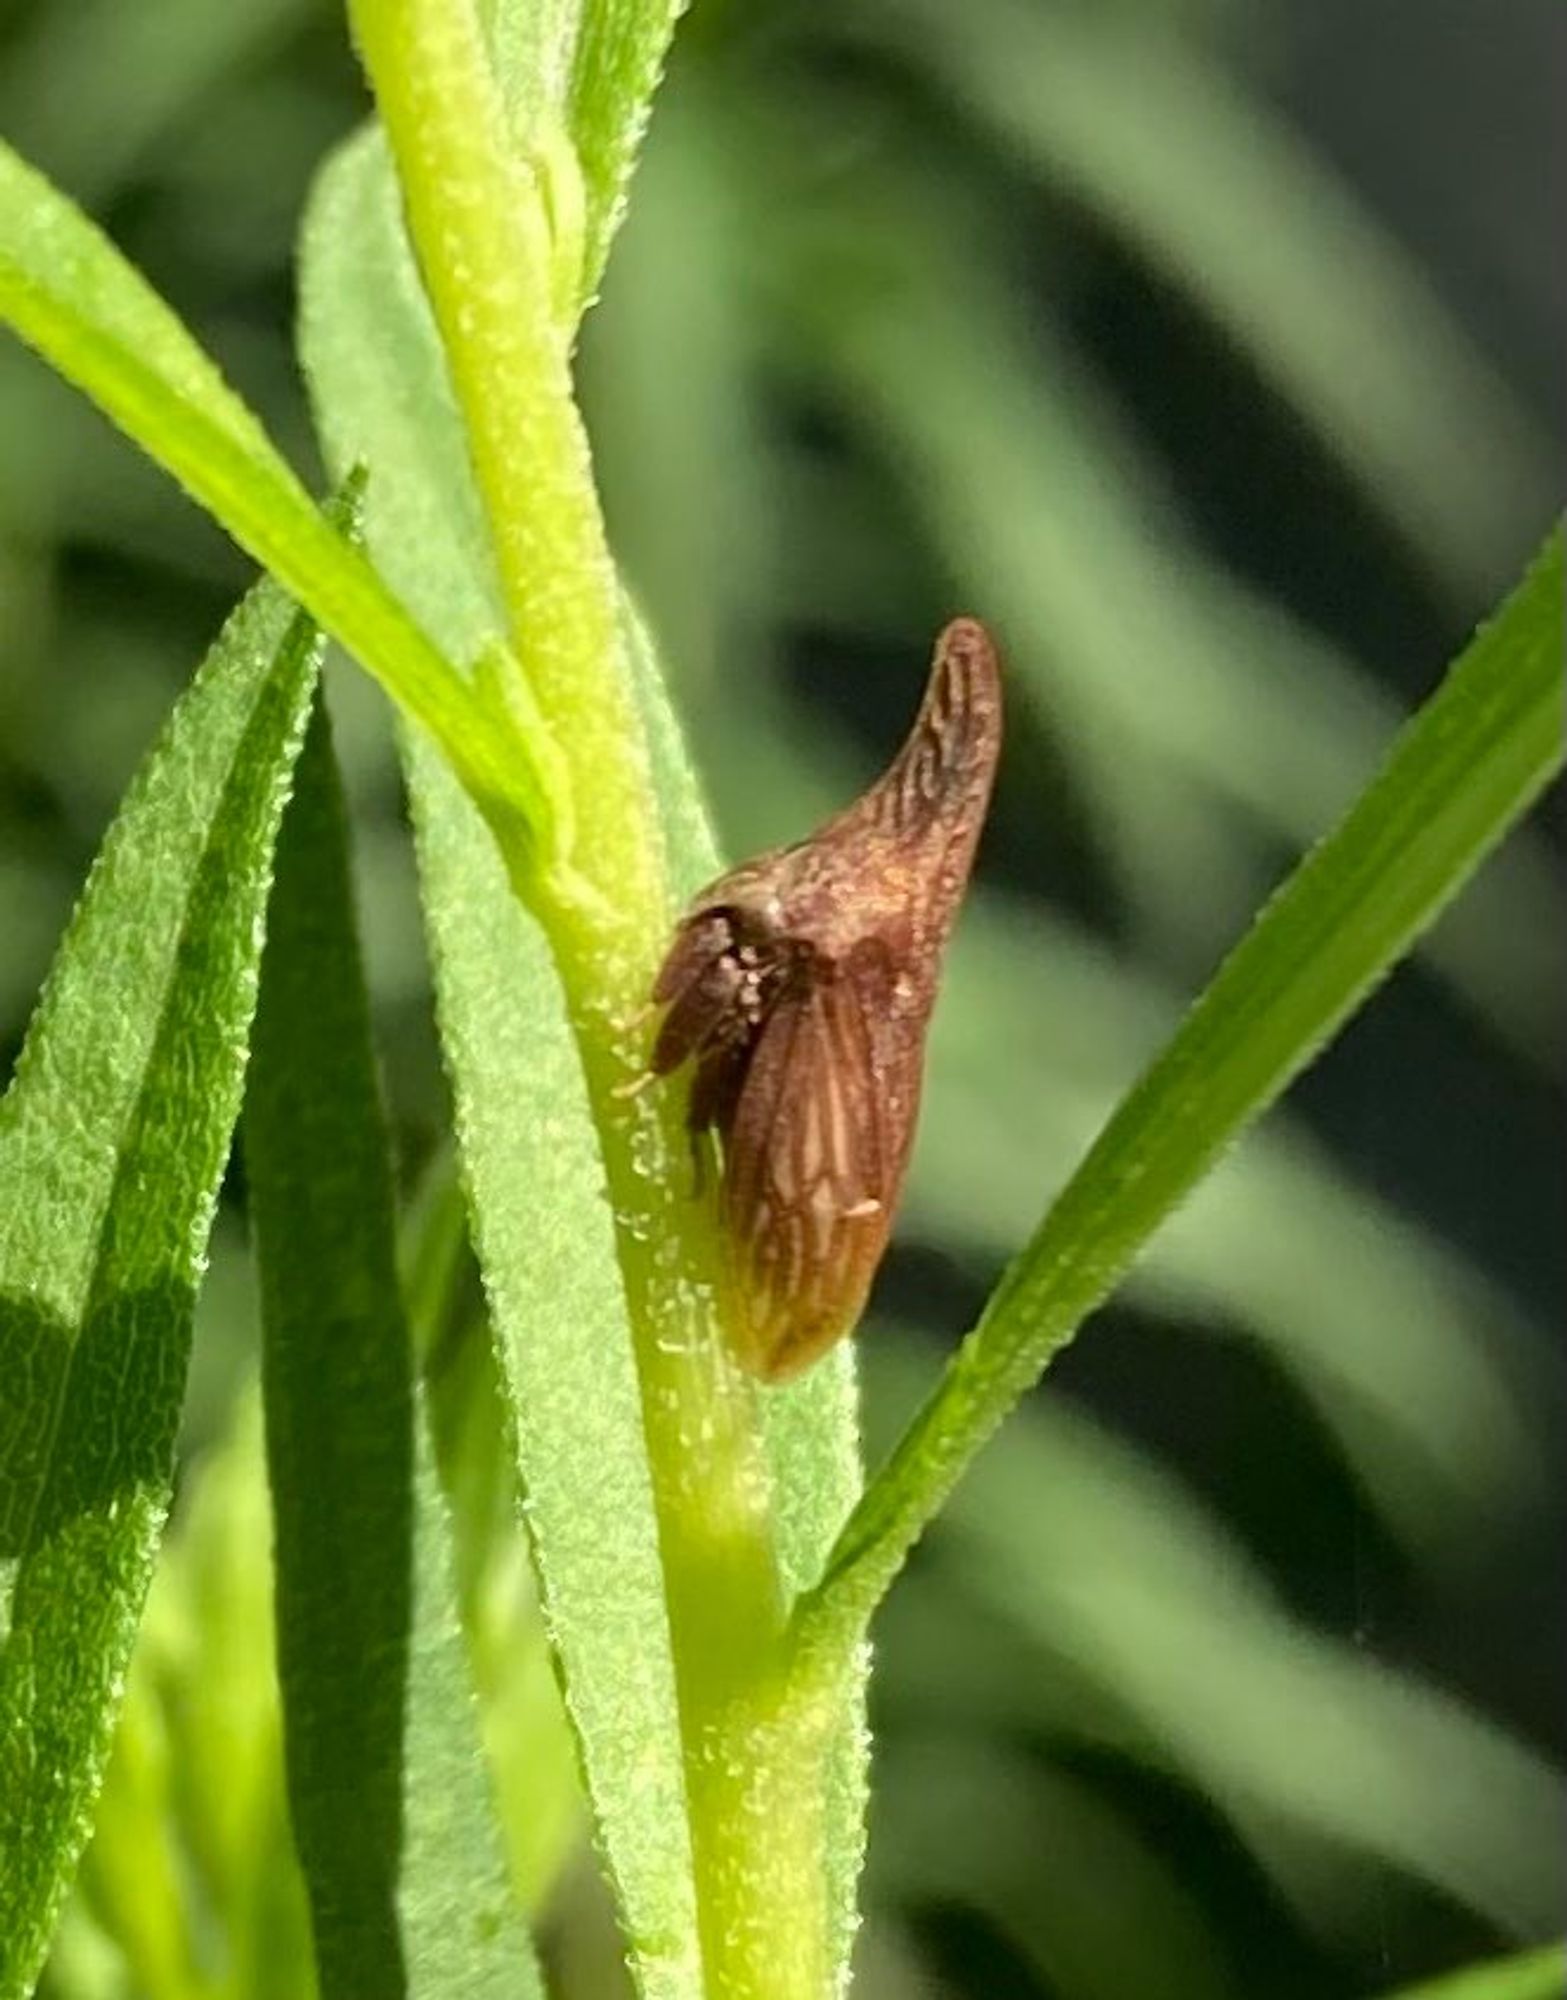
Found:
863,616 -> 1003,841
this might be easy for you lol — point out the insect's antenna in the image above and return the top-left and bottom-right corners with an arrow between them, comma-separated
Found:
861,617 -> 1003,843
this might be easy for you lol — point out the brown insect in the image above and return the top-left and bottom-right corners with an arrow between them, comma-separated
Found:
649,617 -> 1002,1382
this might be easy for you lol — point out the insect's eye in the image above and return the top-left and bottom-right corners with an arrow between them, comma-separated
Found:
711,906 -> 774,960
649,908 -> 784,1081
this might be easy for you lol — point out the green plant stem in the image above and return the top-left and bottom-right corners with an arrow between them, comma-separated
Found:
790,525 -> 1566,1679
345,3 -> 831,1992
346,0 -> 639,902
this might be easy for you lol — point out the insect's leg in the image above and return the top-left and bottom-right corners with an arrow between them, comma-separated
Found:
690,1128 -> 719,1199
609,1066 -> 660,1101
615,996 -> 661,1037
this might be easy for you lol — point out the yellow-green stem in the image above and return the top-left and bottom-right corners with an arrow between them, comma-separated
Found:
345,2 -> 834,1991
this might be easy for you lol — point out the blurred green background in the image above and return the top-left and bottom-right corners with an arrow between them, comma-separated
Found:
1,2 -> 1562,1997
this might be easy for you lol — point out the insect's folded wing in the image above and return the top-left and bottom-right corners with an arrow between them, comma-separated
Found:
721,973 -> 895,1381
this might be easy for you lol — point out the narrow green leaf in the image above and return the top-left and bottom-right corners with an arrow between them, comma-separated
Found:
54,1390 -> 316,2000
299,127 -> 865,1994
0,563 -> 326,1998
0,137 -> 494,800
403,1162 -> 587,1920
246,698 -> 541,1998
567,0 -> 688,295
798,526 -> 1565,1647
1376,1945 -> 1567,2000
486,0 -> 690,297
913,898 -> 1551,1547
481,0 -> 579,150
404,736 -> 695,1998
